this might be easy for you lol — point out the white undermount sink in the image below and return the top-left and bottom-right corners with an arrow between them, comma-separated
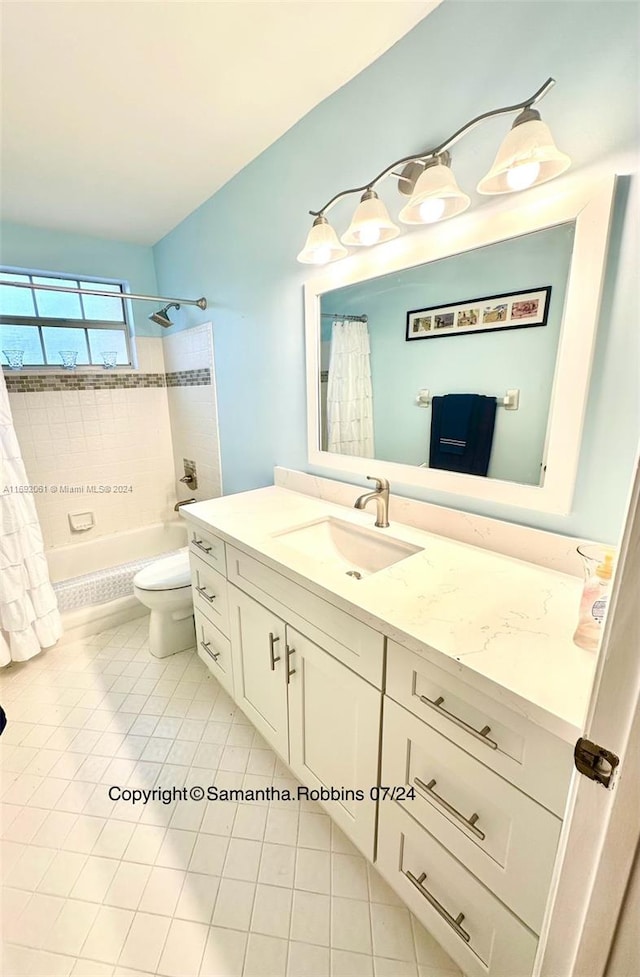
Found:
272,517 -> 423,578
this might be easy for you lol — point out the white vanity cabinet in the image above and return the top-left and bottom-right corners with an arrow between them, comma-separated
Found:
226,578 -> 383,859
184,514 -> 578,977
376,640 -> 575,977
381,698 -> 561,933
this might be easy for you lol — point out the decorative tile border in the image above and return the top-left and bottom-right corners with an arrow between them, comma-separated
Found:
54,548 -> 183,611
4,366 -> 210,393
166,368 -> 211,387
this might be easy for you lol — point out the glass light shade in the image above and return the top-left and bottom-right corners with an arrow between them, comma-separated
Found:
341,192 -> 400,247
297,217 -> 347,265
398,163 -> 471,225
477,117 -> 571,195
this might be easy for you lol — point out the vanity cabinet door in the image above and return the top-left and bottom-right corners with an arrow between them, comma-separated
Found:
286,627 -> 381,860
228,584 -> 289,761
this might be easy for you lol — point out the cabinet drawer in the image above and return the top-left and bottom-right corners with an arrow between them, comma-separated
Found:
188,525 -> 227,575
194,607 -> 234,698
387,641 -> 573,816
377,802 -> 537,977
227,545 -> 384,688
382,698 -> 560,933
190,553 -> 229,636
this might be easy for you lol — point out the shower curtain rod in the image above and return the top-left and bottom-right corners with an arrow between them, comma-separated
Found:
320,312 -> 367,322
0,279 -> 207,310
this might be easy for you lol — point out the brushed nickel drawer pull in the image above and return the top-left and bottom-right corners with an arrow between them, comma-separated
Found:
286,645 -> 296,684
193,538 -> 213,554
405,870 -> 471,944
414,776 -> 486,841
269,632 -> 281,670
200,640 -> 220,662
419,694 -> 498,750
196,585 -> 216,604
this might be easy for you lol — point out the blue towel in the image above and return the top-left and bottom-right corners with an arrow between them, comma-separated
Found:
437,394 -> 475,456
430,394 -> 497,476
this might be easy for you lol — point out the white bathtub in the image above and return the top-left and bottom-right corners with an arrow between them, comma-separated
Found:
48,520 -> 188,644
47,520 -> 187,583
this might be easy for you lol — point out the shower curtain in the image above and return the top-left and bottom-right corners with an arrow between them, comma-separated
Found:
326,319 -> 375,458
0,370 -> 61,666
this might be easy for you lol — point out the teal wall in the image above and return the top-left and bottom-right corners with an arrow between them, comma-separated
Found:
152,0 -> 639,543
0,221 -> 162,338
321,223 -> 574,485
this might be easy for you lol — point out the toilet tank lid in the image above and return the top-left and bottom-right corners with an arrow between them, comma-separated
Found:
134,548 -> 191,591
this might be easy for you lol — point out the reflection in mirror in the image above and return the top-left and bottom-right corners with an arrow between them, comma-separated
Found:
319,223 -> 575,487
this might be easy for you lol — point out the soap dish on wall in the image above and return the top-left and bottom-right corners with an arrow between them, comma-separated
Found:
69,511 -> 95,533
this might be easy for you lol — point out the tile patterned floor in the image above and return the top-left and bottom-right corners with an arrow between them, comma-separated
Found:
0,616 -> 463,977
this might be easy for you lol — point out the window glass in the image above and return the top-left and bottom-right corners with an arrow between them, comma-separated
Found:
0,323 -> 45,365
1,268 -> 134,370
87,328 -> 129,365
80,282 -> 125,322
0,273 -> 36,316
33,276 -> 83,319
42,326 -> 90,365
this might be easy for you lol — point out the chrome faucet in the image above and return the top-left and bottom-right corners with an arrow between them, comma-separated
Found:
174,498 -> 196,512
354,476 -> 390,528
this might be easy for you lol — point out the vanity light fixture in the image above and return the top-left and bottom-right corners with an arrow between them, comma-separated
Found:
341,189 -> 400,247
398,153 -> 470,225
297,215 -> 348,264
297,78 -> 569,265
476,107 -> 572,195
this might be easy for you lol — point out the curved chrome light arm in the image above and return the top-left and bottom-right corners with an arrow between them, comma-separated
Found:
309,77 -> 556,218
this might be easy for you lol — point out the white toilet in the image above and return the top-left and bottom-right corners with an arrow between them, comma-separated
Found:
133,548 -> 195,658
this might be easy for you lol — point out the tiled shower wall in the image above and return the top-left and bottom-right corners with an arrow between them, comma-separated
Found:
164,323 -> 222,504
6,327 -> 222,553
7,339 -> 176,550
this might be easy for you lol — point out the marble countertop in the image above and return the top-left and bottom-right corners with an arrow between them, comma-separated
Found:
181,486 -> 597,743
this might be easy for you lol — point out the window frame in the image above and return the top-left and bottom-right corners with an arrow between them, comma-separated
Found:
0,266 -> 137,370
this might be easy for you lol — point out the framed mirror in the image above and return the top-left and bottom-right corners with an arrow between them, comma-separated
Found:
305,176 -> 616,514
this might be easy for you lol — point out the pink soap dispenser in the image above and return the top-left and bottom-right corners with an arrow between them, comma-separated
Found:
573,545 -> 615,652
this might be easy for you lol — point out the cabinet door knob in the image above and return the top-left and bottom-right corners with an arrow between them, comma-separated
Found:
269,632 -> 281,670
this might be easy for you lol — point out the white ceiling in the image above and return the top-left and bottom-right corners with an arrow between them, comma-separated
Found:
1,1 -> 441,245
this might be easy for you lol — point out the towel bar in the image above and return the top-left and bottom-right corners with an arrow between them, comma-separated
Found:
415,388 -> 520,410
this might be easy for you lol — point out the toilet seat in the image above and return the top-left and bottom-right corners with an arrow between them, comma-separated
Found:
133,548 -> 191,592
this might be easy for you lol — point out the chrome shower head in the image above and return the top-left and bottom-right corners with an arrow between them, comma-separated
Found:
148,302 -> 180,328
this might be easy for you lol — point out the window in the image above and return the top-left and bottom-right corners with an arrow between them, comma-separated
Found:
0,269 -> 134,368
